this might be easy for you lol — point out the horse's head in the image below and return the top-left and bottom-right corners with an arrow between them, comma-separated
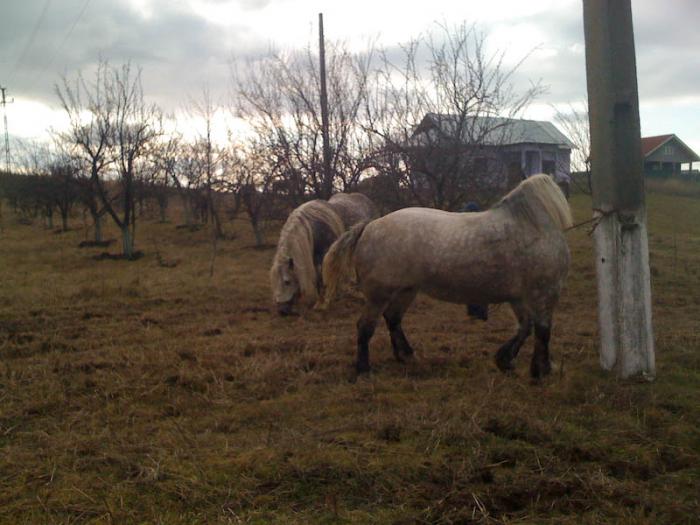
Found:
270,256 -> 300,316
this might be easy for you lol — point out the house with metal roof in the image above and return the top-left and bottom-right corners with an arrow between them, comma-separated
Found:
410,113 -> 575,200
641,134 -> 699,178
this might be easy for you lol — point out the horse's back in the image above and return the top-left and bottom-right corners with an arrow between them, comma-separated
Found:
328,193 -> 379,229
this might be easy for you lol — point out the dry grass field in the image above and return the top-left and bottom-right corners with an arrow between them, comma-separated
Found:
1,191 -> 699,524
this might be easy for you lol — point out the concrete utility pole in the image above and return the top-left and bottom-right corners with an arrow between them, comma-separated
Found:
318,12 -> 332,199
1,87 -> 12,173
583,0 -> 655,379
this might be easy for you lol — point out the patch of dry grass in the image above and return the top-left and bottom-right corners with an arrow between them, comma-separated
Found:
0,194 -> 698,524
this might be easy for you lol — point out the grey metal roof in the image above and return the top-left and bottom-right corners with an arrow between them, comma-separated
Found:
415,113 -> 575,149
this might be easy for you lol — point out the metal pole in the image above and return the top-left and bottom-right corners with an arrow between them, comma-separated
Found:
318,13 -> 332,198
1,87 -> 11,173
583,0 -> 655,379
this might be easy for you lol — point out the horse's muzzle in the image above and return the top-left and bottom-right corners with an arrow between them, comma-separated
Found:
276,301 -> 293,316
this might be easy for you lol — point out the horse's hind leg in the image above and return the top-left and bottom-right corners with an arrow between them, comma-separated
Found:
531,314 -> 553,379
495,302 -> 532,372
383,289 -> 417,362
356,299 -> 386,374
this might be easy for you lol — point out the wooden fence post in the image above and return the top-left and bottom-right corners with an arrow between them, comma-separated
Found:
583,0 -> 655,379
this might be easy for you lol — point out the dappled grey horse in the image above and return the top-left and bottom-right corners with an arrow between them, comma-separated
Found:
320,174 -> 572,378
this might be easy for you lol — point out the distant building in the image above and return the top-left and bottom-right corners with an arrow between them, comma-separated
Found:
409,113 -> 574,199
641,134 -> 699,178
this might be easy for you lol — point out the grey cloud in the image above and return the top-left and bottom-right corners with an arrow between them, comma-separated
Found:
499,2 -> 700,107
0,0 -> 696,123
0,0 -> 264,111
199,0 -> 273,7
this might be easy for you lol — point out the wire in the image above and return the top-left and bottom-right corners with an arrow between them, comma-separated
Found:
26,0 -> 92,91
7,0 -> 53,85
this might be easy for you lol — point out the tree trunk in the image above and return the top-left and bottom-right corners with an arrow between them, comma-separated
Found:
158,194 -> 168,223
180,193 -> 192,225
210,195 -> 223,239
46,209 -> 54,229
61,209 -> 69,231
251,218 -> 264,247
94,213 -> 103,243
122,225 -> 134,259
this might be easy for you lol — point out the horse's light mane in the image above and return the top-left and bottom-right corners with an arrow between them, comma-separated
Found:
496,174 -> 573,230
271,200 -> 345,303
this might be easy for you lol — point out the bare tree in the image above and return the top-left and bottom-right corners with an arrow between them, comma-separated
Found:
187,88 -> 228,238
15,140 -> 54,227
55,61 -> 114,242
235,40 -> 375,203
109,63 -> 162,257
363,23 -> 543,210
553,101 -> 591,194
47,148 -> 80,232
148,134 -> 181,223
230,140 -> 278,247
171,147 -> 199,227
57,61 -> 161,258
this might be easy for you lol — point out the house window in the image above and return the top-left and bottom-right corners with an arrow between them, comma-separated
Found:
664,145 -> 673,155
542,160 -> 556,175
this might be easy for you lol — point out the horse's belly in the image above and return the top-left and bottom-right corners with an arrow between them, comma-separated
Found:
420,273 -> 515,305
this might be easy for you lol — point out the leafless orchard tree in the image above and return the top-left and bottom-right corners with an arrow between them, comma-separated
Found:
229,139 -> 278,247
363,23 -> 543,210
187,88 -> 228,238
2,139 -> 80,231
47,143 -> 81,232
14,140 -> 54,226
171,145 -> 202,227
235,40 -> 375,204
55,61 -> 114,243
56,61 -> 162,258
107,64 -> 162,257
553,101 -> 592,194
148,133 -> 182,222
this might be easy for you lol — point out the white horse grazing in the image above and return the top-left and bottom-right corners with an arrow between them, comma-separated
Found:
270,194 -> 379,315
321,174 -> 572,378
270,200 -> 345,316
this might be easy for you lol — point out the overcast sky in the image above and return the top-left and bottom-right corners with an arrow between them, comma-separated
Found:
1,0 -> 698,157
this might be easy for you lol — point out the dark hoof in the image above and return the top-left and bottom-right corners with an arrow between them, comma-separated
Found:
393,347 -> 414,361
530,359 -> 552,379
495,356 -> 515,373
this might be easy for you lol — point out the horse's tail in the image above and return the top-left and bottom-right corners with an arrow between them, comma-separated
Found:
317,220 -> 369,310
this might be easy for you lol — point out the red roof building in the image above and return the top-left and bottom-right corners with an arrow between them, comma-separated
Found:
641,134 -> 699,177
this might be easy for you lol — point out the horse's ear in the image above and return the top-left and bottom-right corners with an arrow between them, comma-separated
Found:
288,257 -> 294,269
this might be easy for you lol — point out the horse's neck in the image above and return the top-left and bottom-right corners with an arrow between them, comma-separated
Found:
282,219 -> 310,256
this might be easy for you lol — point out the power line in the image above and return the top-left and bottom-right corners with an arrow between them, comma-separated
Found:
8,0 -> 53,85
0,0 -> 91,176
1,87 -> 14,173
26,0 -> 91,92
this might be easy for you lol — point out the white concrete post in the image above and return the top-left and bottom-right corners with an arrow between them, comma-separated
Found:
583,0 -> 655,379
